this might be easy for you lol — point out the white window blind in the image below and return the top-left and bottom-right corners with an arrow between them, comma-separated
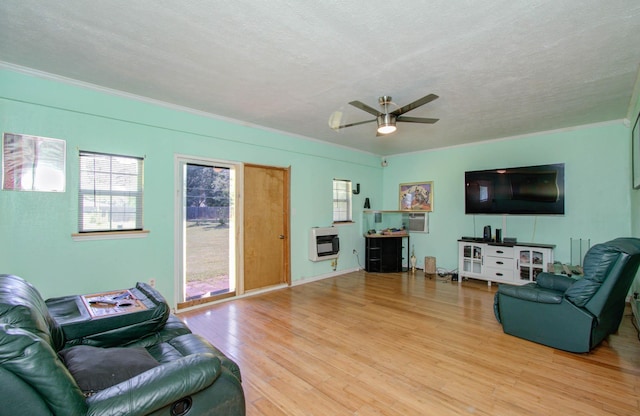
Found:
332,179 -> 352,223
78,151 -> 144,232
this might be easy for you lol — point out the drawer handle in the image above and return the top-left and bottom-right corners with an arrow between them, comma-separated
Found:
497,250 -> 504,254
495,272 -> 503,276
497,261 -> 503,265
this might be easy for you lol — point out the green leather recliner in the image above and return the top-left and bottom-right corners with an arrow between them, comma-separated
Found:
0,275 -> 245,416
494,238 -> 640,353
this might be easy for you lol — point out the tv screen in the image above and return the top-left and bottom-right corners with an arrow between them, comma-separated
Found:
465,163 -> 565,215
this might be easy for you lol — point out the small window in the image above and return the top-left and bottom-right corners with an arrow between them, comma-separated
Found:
332,179 -> 352,223
78,151 -> 144,233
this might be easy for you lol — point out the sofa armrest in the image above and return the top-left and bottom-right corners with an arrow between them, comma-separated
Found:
535,272 -> 576,292
498,283 -> 564,304
86,353 -> 221,416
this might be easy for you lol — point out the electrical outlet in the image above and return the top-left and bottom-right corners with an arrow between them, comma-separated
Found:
149,278 -> 156,288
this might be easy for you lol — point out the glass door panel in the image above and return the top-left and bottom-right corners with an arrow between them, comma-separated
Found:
177,159 -> 237,309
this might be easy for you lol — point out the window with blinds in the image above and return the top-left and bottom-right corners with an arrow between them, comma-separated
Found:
78,151 -> 144,232
332,179 -> 352,223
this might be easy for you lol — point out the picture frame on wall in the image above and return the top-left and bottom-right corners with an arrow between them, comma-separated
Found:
2,132 -> 66,192
399,181 -> 433,212
633,112 -> 640,189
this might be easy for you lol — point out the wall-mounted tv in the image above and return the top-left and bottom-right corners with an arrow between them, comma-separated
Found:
465,163 -> 565,215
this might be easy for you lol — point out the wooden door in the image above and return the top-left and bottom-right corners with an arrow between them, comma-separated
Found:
243,164 -> 290,291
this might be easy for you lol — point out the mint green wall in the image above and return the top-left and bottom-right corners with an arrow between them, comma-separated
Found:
630,93 -> 640,296
2,67 -> 637,304
382,123 -> 632,272
631,93 -> 640,238
0,69 -> 382,303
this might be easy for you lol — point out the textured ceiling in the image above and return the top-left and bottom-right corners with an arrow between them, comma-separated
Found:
1,1 -> 640,156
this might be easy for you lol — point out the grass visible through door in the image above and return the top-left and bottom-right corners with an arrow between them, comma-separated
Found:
185,220 -> 230,300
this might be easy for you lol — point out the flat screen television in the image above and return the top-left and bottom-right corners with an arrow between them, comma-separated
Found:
465,163 -> 565,215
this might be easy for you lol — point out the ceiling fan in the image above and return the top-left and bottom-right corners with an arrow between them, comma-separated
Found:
332,94 -> 439,136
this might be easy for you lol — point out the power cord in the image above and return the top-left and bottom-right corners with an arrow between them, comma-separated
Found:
436,267 -> 458,277
353,250 -> 363,270
430,267 -> 459,282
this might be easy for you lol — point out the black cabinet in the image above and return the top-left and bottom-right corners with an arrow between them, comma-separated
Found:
365,235 -> 409,272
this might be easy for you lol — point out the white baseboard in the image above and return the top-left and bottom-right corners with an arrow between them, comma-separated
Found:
291,267 -> 361,287
176,268 -> 361,312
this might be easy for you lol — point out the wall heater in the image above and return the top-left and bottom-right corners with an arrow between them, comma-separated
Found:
309,227 -> 340,262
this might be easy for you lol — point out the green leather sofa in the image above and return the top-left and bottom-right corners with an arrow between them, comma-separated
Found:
0,275 -> 245,416
494,237 -> 640,353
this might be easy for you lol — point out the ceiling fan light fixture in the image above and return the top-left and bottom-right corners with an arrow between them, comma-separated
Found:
377,114 -> 397,134
335,93 -> 437,135
377,124 -> 397,134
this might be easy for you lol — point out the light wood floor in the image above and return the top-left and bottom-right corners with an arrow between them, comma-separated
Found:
178,271 -> 640,415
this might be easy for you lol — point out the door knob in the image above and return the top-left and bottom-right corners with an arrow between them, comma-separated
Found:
279,234 -> 285,239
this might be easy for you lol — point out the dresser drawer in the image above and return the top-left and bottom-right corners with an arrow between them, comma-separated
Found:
485,245 -> 514,258
484,256 -> 514,269
483,266 -> 514,281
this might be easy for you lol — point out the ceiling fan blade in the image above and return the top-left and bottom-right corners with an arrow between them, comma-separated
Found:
334,118 -> 377,130
349,101 -> 382,116
391,94 -> 439,116
397,116 -> 439,124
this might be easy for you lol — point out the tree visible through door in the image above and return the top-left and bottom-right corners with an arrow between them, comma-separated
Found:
184,164 -> 233,301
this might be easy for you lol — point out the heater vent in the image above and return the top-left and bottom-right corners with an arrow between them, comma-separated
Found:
309,227 -> 340,262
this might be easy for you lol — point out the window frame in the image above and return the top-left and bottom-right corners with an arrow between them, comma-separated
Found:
332,178 -> 353,224
77,150 -> 145,235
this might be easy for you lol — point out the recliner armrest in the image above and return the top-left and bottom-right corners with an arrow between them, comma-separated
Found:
122,314 -> 192,348
535,272 -> 576,292
86,353 -> 221,416
498,283 -> 564,304
49,282 -> 171,348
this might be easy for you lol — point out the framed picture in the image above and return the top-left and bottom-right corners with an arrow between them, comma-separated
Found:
2,132 -> 66,192
399,181 -> 433,211
633,112 -> 640,189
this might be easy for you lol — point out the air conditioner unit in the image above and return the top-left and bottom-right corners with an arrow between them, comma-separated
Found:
404,212 -> 428,233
